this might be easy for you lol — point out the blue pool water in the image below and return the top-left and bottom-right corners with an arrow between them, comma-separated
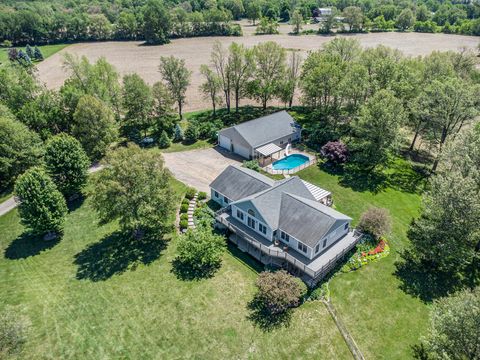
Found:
272,154 -> 309,170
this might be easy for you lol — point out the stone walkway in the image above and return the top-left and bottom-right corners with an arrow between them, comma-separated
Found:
187,193 -> 198,229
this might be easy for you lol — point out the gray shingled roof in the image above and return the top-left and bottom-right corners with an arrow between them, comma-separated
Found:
218,111 -> 300,148
209,165 -> 275,201
279,193 -> 351,247
232,177 -> 316,229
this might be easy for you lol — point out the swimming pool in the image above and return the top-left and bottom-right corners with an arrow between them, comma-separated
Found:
272,154 -> 310,170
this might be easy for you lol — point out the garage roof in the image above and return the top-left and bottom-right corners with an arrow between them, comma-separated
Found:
218,111 -> 301,148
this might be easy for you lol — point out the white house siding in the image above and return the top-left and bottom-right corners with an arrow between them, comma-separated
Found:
316,221 -> 350,256
231,204 -> 273,242
233,143 -> 252,159
218,134 -> 231,151
255,131 -> 301,151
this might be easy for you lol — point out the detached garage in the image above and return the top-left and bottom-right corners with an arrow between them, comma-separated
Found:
217,111 -> 302,160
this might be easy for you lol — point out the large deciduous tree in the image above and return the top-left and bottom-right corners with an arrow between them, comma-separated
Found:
210,41 -> 232,112
88,144 -> 174,237
159,56 -> 191,119
249,41 -> 286,109
142,0 -> 171,45
0,113 -> 43,190
228,42 -> 254,112
416,287 -> 480,360
350,89 -> 406,171
14,167 -> 68,237
72,95 -> 118,161
199,65 -> 222,115
343,6 -> 364,32
44,133 -> 90,198
122,73 -> 153,139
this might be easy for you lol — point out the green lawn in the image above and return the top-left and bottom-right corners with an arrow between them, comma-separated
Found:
161,139 -> 213,153
0,177 -> 350,359
297,159 -> 430,359
0,44 -> 68,64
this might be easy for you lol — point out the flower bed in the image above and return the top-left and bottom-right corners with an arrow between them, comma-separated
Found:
341,236 -> 390,273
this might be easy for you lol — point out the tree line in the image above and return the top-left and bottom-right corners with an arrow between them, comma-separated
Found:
1,0 -> 479,46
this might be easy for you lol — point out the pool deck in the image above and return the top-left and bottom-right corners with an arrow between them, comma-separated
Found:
262,149 -> 316,175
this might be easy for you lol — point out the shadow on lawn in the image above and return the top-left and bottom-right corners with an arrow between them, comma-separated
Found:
74,231 -> 167,281
247,297 -> 292,332
319,159 -> 428,195
4,232 -> 60,260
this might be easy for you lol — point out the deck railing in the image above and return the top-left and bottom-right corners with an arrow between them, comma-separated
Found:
265,157 -> 317,175
216,208 -> 362,280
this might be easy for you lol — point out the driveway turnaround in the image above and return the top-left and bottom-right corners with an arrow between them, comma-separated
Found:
162,147 -> 243,193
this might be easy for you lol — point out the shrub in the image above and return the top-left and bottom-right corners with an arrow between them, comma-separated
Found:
173,123 -> 184,142
181,198 -> 190,205
184,124 -> 199,143
358,207 -> 392,240
321,140 -> 349,165
173,225 -> 226,279
158,130 -> 171,148
243,160 -> 261,172
254,270 -> 306,315
185,187 -> 196,200
180,213 -> 188,221
14,167 -> 68,236
44,133 -> 90,197
179,219 -> 189,229
0,307 -> 30,356
197,191 -> 207,200
180,203 -> 189,213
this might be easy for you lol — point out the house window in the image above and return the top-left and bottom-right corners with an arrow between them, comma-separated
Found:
280,140 -> 284,145
297,242 -> 307,253
315,243 -> 320,253
247,217 -> 256,230
259,223 -> 267,235
236,210 -> 244,221
224,196 -> 229,204
323,239 -> 327,248
214,191 -> 219,198
344,223 -> 349,230
280,231 -> 289,242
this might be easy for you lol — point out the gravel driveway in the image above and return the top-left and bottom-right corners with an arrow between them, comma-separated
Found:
162,147 -> 243,193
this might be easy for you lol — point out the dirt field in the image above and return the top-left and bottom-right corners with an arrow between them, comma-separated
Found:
37,22 -> 479,111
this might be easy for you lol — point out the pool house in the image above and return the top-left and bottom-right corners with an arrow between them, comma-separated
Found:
210,165 -> 360,286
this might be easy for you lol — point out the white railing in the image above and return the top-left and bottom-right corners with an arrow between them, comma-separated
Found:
265,157 -> 317,175
216,209 -> 362,280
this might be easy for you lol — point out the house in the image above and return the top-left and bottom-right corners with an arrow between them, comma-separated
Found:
217,111 -> 302,160
211,165 -> 361,285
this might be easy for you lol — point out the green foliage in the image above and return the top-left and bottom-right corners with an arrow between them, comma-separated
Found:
44,133 -> 90,198
122,73 -> 153,140
0,307 -> 30,357
350,89 -> 406,171
180,203 -> 189,213
180,213 -> 188,222
416,287 -> 480,360
242,160 -> 260,172
197,191 -> 207,200
72,95 -> 118,161
173,123 -> 184,142
185,187 -> 196,200
290,9 -> 303,34
88,144 -> 174,236
253,270 -> 306,315
358,207 -> 392,239
173,225 -> 226,279
159,56 -> 191,119
179,219 -> 189,229
395,8 -> 415,31
158,130 -> 171,148
14,167 -> 68,236
255,17 -> 279,34
0,114 -> 43,190
143,0 -> 171,45
184,124 -> 199,143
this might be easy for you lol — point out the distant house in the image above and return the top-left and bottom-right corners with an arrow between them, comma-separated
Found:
217,111 -> 302,160
211,165 -> 361,285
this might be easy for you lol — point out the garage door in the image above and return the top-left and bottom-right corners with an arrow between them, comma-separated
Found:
218,135 -> 231,151
233,144 -> 251,159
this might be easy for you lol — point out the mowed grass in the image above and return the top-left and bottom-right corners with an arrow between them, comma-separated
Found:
0,178 -> 350,359
0,44 -> 68,64
297,159 -> 430,359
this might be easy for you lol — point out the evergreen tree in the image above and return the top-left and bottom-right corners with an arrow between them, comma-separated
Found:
173,123 -> 184,142
44,133 -> 90,198
14,167 -> 68,236
184,125 -> 199,143
25,44 -> 33,59
158,130 -> 171,148
33,46 -> 44,61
